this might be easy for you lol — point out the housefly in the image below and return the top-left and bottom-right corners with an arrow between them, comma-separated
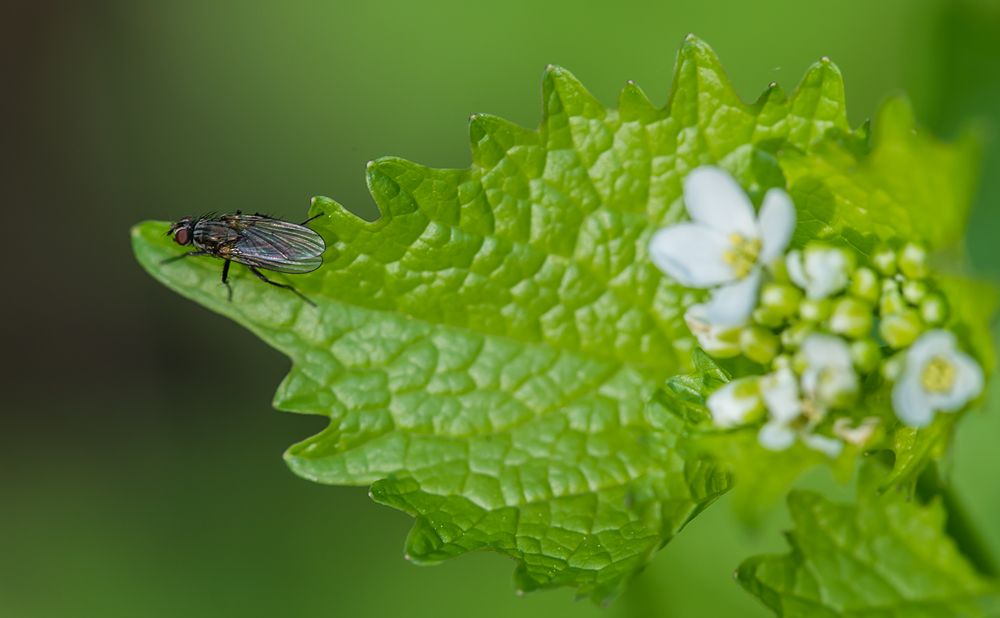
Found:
164,210 -> 326,306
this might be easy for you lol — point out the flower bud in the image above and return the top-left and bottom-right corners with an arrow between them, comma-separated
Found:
829,297 -> 873,339
752,307 -> 783,328
879,279 -> 905,315
872,246 -> 897,276
799,298 -> 831,322
920,293 -> 949,326
882,351 -> 906,381
902,280 -> 928,305
850,338 -> 882,373
898,242 -> 929,279
766,257 -> 791,283
740,326 -> 780,364
706,377 -> 764,428
781,322 -> 813,350
878,308 -> 922,349
761,283 -> 803,319
848,267 -> 880,304
772,354 -> 792,370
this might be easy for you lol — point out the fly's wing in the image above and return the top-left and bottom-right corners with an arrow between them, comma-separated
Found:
229,217 -> 326,273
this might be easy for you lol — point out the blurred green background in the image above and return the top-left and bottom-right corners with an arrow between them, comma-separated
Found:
3,1 -> 1000,616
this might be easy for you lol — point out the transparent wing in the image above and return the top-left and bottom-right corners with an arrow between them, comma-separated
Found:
229,217 -> 326,274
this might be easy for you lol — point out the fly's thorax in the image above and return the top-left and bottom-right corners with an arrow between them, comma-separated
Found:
192,218 -> 240,251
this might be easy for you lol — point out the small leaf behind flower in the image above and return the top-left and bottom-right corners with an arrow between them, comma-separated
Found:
738,464 -> 1000,617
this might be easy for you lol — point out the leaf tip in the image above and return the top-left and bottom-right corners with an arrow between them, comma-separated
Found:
544,64 -> 571,81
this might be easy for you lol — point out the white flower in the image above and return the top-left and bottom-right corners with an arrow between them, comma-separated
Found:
684,303 -> 742,357
891,329 -> 985,428
757,368 -> 801,451
706,377 -> 762,428
755,362 -> 851,458
800,334 -> 858,409
649,166 -> 796,326
802,433 -> 844,458
786,246 -> 851,301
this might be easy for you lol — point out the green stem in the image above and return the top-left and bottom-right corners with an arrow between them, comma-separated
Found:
916,462 -> 999,579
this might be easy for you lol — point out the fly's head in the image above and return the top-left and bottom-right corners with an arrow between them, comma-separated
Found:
168,216 -> 195,246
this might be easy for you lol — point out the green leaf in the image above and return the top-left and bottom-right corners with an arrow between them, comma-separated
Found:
737,465 -> 1000,617
132,35 -> 869,601
879,414 -> 955,493
780,96 -> 984,255
699,428 -> 857,526
937,275 -> 999,375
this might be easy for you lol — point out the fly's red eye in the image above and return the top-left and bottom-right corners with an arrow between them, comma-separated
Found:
174,228 -> 191,245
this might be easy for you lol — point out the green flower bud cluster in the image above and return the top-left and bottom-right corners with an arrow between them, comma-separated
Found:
871,242 -> 947,351
729,241 -> 946,374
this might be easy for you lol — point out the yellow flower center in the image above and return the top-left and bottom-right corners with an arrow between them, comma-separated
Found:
723,234 -> 761,279
921,356 -> 956,393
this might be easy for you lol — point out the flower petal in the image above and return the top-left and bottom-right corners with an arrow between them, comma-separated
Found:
684,304 -> 742,357
799,334 -> 859,406
758,422 -> 796,451
891,374 -> 936,428
683,166 -> 757,237
801,334 -> 854,369
785,250 -> 809,290
760,368 -> 802,422
648,224 -> 735,287
833,417 -> 880,446
803,248 -> 849,300
933,349 -> 985,412
757,188 -> 796,263
702,270 -> 761,326
907,329 -> 958,370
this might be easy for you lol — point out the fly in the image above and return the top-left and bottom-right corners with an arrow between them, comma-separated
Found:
164,210 -> 326,306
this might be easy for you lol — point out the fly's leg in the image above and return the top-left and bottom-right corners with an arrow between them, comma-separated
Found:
300,212 -> 323,226
221,259 -> 233,302
161,250 -> 208,265
247,266 -> 316,307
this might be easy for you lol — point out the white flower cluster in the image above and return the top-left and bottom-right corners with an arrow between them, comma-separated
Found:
649,165 -> 985,455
